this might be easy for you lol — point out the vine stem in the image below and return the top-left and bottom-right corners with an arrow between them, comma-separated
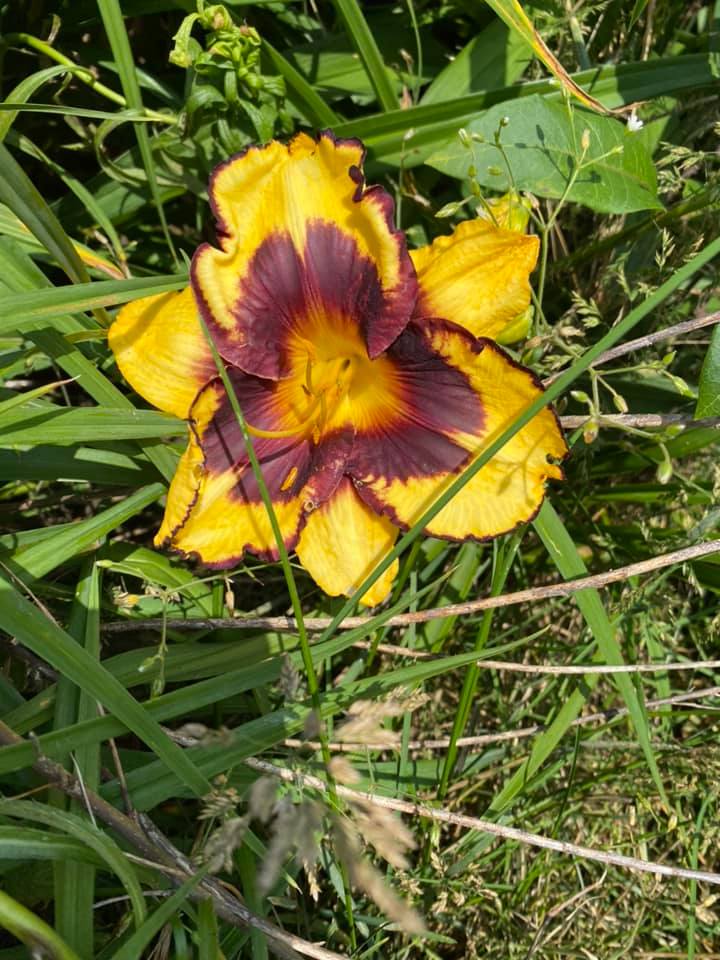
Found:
3,32 -> 171,123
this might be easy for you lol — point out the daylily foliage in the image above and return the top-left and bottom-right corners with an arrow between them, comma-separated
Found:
110,131 -> 566,605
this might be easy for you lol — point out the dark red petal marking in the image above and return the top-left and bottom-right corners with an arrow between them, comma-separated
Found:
197,369 -> 353,506
192,220 -> 417,380
348,319 -> 484,486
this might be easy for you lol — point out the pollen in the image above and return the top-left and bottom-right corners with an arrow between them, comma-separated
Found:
281,466 -> 298,491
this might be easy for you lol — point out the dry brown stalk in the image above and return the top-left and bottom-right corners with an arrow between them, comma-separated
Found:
103,538 -> 720,635
281,684 -> 720,753
589,311 -> 720,367
559,413 -> 720,429
244,756 -> 720,888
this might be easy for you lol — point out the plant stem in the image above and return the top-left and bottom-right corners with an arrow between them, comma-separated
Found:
196,314 -> 357,948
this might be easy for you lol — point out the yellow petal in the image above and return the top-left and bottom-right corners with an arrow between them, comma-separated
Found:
353,322 -> 567,541
193,132 -> 416,372
410,218 -> 539,340
156,375 -> 316,565
296,478 -> 398,606
109,287 -> 215,419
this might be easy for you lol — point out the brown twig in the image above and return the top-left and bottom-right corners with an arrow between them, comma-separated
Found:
545,311 -> 720,384
559,413 -> 720,430
102,538 -> 720,635
245,756 -> 720,887
0,719 -> 343,960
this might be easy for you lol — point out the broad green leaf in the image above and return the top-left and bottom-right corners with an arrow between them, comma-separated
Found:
0,407 -> 184,446
426,95 -> 660,213
696,324 -> 720,417
421,20 -> 530,104
0,573 -> 210,797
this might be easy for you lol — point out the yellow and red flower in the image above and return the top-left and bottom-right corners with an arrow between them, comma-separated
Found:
110,131 -> 567,605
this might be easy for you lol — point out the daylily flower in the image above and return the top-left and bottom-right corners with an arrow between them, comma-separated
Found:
110,131 -> 567,605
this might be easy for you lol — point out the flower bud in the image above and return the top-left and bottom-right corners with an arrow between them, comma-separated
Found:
435,201 -> 462,218
583,420 -> 599,444
656,458 -> 673,485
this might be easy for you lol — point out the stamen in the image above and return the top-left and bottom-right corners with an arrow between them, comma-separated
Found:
244,355 -> 354,442
281,466 -> 298,492
245,393 -> 323,439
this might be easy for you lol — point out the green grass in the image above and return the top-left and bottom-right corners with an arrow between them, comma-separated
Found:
1,1 -> 719,958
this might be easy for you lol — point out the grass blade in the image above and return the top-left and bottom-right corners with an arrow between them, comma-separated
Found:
53,562 -> 103,958
0,407 -> 184,445
0,273 -> 187,329
331,0 -> 398,111
1,799 -> 146,930
261,39 -> 340,127
0,142 -> 89,284
109,869 -> 207,960
0,574 -> 210,797
0,888 -> 81,960
96,0 -> 178,264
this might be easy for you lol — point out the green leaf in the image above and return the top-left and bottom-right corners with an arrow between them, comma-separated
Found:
0,445 -> 153,485
260,39 -> 340,127
0,407 -> 184,446
53,562 -> 102,958
530,502 -> 666,803
99,542 -> 215,616
421,20 -> 530,105
0,378 -> 73,418
426,94 -> 660,213
0,65 -> 90,143
0,826 -> 101,869
696,323 -> 720,417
